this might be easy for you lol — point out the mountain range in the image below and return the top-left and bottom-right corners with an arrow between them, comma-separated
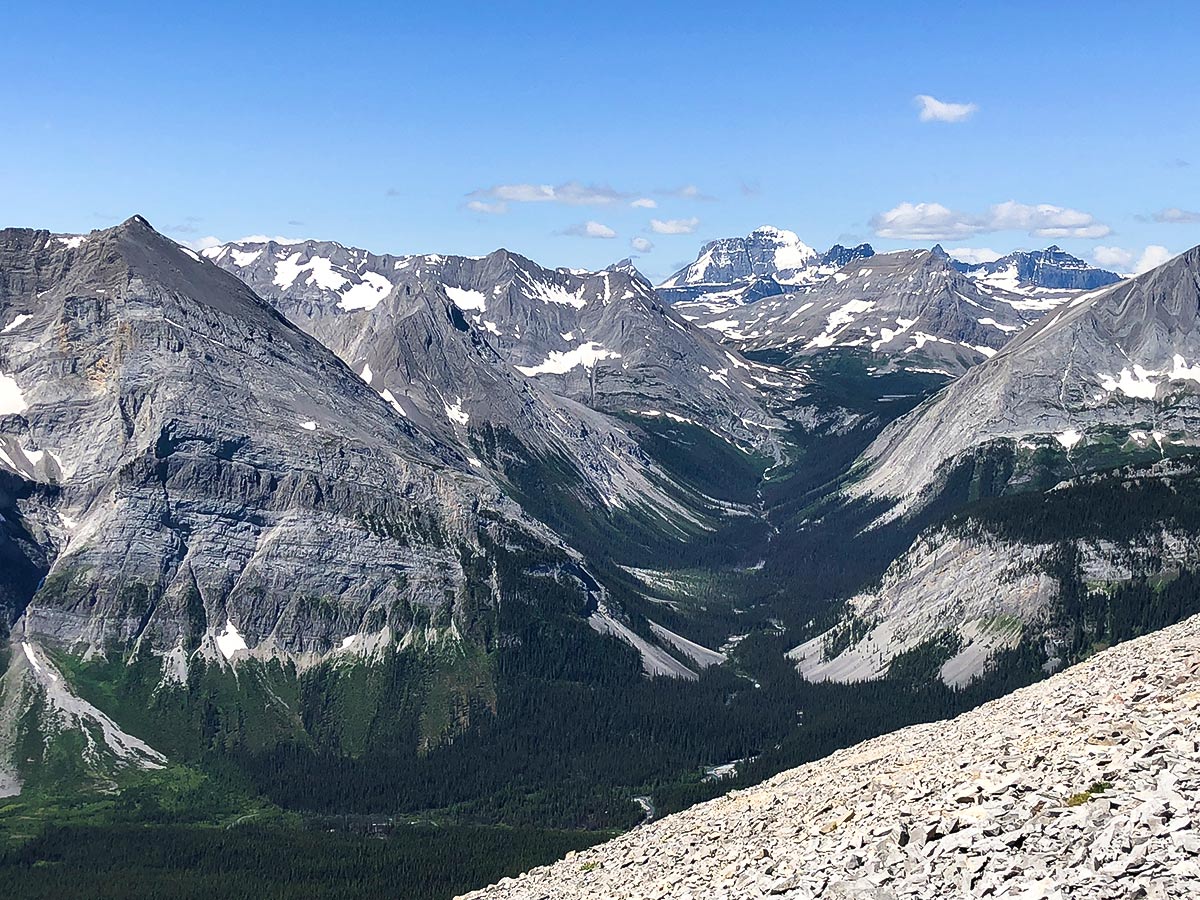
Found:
666,229 -> 1121,376
2,214 -> 1198,898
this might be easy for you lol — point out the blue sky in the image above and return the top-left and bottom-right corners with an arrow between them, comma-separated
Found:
4,0 -> 1198,281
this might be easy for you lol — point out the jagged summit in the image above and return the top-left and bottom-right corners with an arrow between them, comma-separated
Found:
657,226 -> 874,307
658,225 -> 819,289
659,226 -> 826,287
820,242 -> 875,270
206,233 -> 785,453
952,245 -> 1122,293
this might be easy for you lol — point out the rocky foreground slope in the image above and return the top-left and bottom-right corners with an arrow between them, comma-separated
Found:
462,615 -> 1200,899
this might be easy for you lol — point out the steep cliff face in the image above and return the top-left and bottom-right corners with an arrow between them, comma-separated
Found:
954,245 -> 1122,292
789,527 -> 1056,687
789,473 -> 1200,686
0,219 -> 586,664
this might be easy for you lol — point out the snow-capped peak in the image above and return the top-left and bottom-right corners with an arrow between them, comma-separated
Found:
659,226 -> 821,290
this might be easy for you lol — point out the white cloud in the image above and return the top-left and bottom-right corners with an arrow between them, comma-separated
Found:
871,200 -> 1110,240
466,199 -> 508,214
656,185 -> 716,201
947,247 -> 1003,265
1153,207 -> 1200,223
181,234 -> 307,250
560,220 -> 617,239
235,234 -> 309,244
469,181 -> 629,206
871,202 -> 978,240
1134,245 -> 1174,274
631,197 -> 657,209
987,201 -> 1110,239
630,236 -> 654,253
183,235 -> 225,251
1091,245 -> 1175,276
915,94 -> 978,123
649,217 -> 700,235
1092,246 -> 1134,270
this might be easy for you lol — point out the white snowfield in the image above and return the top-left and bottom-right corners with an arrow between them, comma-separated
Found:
461,614 -> 1200,899
515,342 -> 620,377
0,372 -> 27,416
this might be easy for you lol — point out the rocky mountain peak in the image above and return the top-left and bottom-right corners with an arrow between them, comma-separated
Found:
660,225 -> 819,290
952,245 -> 1122,293
118,213 -> 154,232
2,216 -> 589,671
820,242 -> 875,269
604,258 -> 652,287
657,229 -> 875,308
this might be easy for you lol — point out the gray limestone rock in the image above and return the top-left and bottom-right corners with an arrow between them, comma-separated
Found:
0,218 -> 581,662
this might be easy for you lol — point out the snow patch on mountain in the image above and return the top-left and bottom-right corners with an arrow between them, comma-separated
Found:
444,398 -> 469,425
228,247 -> 262,268
445,285 -> 487,312
807,299 -> 876,349
215,621 -> 249,659
0,373 -> 28,415
2,314 -> 32,333
379,389 -> 406,416
516,342 -> 621,377
338,272 -> 393,311
274,252 -> 347,292
1098,357 -> 1200,399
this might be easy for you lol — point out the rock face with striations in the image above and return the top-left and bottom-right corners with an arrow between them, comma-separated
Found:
461,613 -> 1200,899
789,459 -> 1200,687
0,219 -> 584,664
